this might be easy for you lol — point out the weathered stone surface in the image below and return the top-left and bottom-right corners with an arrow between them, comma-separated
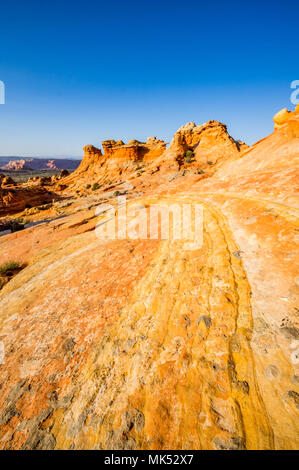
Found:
152,120 -> 247,172
62,137 -> 167,192
102,137 -> 166,162
1,175 -> 15,186
0,185 -> 56,217
0,107 -> 298,449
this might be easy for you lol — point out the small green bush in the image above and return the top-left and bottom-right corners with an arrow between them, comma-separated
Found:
18,218 -> 30,225
86,184 -> 91,189
184,150 -> 194,163
0,261 -> 21,276
92,183 -> 100,191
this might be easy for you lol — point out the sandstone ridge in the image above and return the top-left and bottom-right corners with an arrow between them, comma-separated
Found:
62,137 -> 167,189
62,121 -> 246,191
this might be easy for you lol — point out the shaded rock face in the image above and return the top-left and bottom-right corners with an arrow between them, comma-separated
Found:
0,108 -> 298,450
59,169 -> 69,178
0,175 -> 15,186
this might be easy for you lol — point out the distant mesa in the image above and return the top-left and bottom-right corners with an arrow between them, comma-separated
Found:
0,157 -> 80,171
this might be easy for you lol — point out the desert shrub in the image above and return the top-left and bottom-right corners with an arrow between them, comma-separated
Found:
24,207 -> 40,216
207,161 -> 214,165
9,219 -> 27,232
86,184 -> 91,189
92,183 -> 100,191
0,261 -> 21,276
16,217 -> 29,225
184,150 -> 194,163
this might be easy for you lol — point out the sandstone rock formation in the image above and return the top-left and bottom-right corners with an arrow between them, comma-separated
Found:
0,107 -> 298,450
60,169 -> 69,178
62,123 -> 245,193
62,138 -> 167,191
0,184 -> 56,217
273,104 -> 299,138
0,175 -> 15,186
102,137 -> 166,162
152,120 -> 248,172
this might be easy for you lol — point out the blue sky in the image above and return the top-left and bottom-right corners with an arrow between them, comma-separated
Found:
0,0 -> 298,157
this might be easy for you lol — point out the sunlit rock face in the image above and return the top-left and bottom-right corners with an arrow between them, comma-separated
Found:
102,137 -> 167,162
61,137 -> 167,191
0,108 -> 298,450
149,120 -> 248,175
273,104 -> 299,138
169,120 -> 247,160
58,121 -> 246,193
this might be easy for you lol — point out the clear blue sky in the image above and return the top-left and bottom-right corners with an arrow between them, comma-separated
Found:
0,0 -> 298,157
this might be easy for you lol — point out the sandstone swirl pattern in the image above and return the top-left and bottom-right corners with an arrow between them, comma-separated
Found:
0,108 -> 298,449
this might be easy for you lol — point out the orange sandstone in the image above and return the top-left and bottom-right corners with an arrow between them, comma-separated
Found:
0,107 -> 298,450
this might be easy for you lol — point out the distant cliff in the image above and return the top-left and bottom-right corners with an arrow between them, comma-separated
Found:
0,157 -> 80,171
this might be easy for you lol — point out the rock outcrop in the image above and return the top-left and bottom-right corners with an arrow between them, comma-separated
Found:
62,138 -> 167,191
273,104 -> 299,138
102,137 -> 166,162
0,108 -> 298,450
153,120 -> 248,172
0,175 -> 15,186
61,123 -> 245,193
0,185 -> 56,216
